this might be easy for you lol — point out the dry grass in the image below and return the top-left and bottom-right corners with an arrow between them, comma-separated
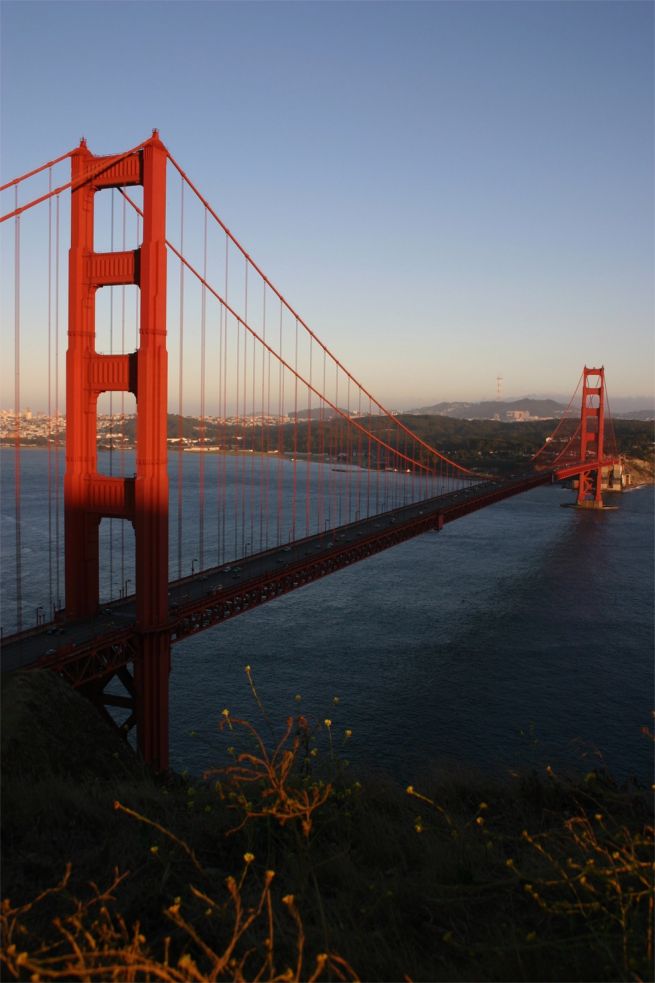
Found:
2,669 -> 653,982
1,855 -> 357,982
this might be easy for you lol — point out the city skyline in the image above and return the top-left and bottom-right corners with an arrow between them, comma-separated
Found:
2,1 -> 653,410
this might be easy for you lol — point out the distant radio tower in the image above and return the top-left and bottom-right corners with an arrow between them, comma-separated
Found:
496,375 -> 503,402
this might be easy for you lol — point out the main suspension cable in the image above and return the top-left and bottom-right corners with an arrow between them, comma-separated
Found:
0,147 -> 75,194
119,188 -> 458,477
0,140 -> 149,224
164,150 -> 475,476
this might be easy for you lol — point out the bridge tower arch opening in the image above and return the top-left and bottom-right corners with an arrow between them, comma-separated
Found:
64,132 -> 170,770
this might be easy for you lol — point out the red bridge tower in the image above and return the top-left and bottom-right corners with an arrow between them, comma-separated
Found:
65,132 -> 170,769
576,366 -> 607,508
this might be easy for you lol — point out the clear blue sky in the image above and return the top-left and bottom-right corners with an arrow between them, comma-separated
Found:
2,0 -> 653,408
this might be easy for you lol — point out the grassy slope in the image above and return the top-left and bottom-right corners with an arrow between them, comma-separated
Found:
2,670 -> 653,982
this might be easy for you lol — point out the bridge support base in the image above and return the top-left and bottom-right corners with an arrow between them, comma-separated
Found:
79,665 -> 136,738
561,501 -> 618,512
134,631 -> 171,773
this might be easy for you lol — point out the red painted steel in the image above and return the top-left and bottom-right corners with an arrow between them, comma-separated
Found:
575,367 -> 606,508
1,137 -> 622,775
64,132 -> 170,770
132,133 -> 170,772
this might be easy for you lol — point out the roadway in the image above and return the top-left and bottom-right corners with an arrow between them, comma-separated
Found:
1,470 -> 554,678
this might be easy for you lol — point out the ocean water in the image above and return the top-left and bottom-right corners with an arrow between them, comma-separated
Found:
1,449 -> 653,785
166,481 -> 653,785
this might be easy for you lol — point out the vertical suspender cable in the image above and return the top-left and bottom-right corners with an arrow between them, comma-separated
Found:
217,291 -> 223,565
13,188 -> 22,632
177,178 -> 184,578
241,258 -> 248,556
326,367 -> 333,531
320,351 -> 326,532
120,192 -> 126,593
222,238 -> 228,563
240,274 -> 246,556
219,233 -> 228,565
199,207 -> 207,570
266,290 -> 272,549
375,399 -> 380,513
346,377 -> 351,521
360,397 -> 365,518
218,290 -> 224,565
109,193 -> 115,598
261,283 -> 267,551
243,262 -> 249,555
244,263 -> 256,556
292,318 -> 298,540
276,299 -> 283,544
234,278 -> 241,558
402,427 -> 408,505
250,289 -> 256,553
47,170 -> 53,616
54,196 -> 61,611
306,339 -> 312,537
333,364 -> 339,529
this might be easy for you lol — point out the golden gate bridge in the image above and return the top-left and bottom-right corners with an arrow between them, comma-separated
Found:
0,132 -> 619,770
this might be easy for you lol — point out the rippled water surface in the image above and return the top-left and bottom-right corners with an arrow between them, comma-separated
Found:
169,482 -> 653,785
2,449 -> 652,784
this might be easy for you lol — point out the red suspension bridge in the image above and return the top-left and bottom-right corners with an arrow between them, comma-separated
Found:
0,132 -> 619,770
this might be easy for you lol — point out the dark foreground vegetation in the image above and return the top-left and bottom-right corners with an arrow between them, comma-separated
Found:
2,670 -> 653,982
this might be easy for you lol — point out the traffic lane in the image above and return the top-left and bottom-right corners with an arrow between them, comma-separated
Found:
1,608 -> 136,673
166,492 -> 460,607
3,479 -> 508,671
165,477 -> 538,609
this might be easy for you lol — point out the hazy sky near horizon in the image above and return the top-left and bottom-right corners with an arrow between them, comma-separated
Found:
1,0 -> 653,409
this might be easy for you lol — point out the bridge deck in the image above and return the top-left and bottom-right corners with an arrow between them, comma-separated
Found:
1,471 -> 554,682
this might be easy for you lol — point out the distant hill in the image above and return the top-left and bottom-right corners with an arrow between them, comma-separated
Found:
407,398 -> 566,422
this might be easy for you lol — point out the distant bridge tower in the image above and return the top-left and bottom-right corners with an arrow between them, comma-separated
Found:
64,132 -> 170,769
576,366 -> 606,508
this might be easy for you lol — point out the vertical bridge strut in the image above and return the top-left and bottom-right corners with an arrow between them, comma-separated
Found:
65,132 -> 170,770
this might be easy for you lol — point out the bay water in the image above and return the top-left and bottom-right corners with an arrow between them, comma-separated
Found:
1,448 -> 652,785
